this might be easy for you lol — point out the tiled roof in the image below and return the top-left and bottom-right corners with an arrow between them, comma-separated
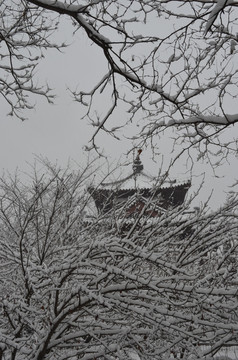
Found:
88,151 -> 192,214
98,150 -> 191,192
99,167 -> 190,192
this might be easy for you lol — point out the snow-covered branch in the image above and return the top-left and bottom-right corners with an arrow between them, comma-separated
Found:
0,159 -> 237,359
1,1 -> 237,158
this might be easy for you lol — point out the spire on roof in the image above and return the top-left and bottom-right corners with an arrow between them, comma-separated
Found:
133,149 -> 143,174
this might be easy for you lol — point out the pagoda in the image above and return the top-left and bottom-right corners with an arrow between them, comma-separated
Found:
88,150 -> 191,218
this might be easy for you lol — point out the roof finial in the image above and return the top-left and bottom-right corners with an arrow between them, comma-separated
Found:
133,149 -> 143,173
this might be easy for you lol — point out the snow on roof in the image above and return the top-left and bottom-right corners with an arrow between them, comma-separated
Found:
100,170 -> 190,191
101,171 -> 153,190
96,150 -> 191,192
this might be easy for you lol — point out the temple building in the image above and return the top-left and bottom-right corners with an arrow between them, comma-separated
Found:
88,150 -> 191,218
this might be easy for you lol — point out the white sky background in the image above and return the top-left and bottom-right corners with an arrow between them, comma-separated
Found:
0,12 -> 237,209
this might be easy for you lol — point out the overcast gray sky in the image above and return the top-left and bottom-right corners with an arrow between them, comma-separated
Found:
0,17 -> 237,210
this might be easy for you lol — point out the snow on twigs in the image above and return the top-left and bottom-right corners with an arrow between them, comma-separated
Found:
0,160 -> 238,359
